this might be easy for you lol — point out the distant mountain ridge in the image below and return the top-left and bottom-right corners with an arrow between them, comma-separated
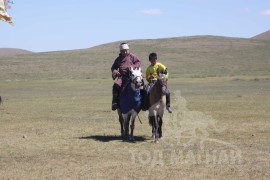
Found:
0,48 -> 33,56
251,30 -> 270,40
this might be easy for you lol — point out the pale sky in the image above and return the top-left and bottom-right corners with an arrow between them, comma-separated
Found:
1,0 -> 270,52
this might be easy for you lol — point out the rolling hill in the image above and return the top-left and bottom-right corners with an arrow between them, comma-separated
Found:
0,48 -> 33,57
251,30 -> 270,40
0,36 -> 269,80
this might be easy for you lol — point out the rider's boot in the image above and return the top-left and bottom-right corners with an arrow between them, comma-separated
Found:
112,84 -> 120,111
166,89 -> 173,113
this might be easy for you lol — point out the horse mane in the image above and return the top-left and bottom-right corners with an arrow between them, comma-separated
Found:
150,81 -> 162,95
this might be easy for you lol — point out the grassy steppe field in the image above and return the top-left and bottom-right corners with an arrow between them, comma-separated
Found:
0,36 -> 270,179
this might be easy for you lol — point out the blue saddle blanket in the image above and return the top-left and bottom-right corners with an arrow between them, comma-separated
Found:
120,83 -> 142,114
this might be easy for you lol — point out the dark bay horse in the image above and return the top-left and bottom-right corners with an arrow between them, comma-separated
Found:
117,67 -> 144,141
148,72 -> 167,143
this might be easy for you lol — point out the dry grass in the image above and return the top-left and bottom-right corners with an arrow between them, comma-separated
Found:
0,78 -> 269,179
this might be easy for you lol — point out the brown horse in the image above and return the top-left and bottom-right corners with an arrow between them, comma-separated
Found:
148,72 -> 167,143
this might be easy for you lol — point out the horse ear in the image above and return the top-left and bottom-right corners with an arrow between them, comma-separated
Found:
164,68 -> 168,75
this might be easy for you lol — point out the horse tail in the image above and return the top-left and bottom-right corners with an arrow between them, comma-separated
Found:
0,96 -> 2,104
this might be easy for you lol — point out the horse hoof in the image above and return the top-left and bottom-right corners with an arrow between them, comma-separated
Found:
154,139 -> 159,143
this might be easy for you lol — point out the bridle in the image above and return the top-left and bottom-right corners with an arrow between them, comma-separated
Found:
155,73 -> 167,95
129,67 -> 144,88
157,73 -> 167,88
120,67 -> 144,93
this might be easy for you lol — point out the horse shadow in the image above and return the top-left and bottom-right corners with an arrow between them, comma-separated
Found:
79,135 -> 147,143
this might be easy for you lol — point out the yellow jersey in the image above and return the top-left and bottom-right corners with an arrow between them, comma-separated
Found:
146,62 -> 169,82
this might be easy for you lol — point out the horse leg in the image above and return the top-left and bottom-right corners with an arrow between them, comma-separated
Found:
152,125 -> 155,138
150,115 -> 159,143
127,114 -> 131,136
158,116 -> 163,139
129,112 -> 136,141
149,116 -> 155,138
119,117 -> 124,137
124,114 -> 132,139
148,115 -> 153,138
117,109 -> 124,137
122,114 -> 128,139
154,116 -> 159,143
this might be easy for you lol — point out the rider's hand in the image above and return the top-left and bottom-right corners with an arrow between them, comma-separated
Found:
112,70 -> 121,79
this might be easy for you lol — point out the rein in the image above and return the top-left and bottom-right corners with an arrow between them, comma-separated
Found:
151,79 -> 167,88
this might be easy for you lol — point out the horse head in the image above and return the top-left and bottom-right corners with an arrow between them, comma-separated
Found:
157,69 -> 167,95
129,67 -> 144,88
